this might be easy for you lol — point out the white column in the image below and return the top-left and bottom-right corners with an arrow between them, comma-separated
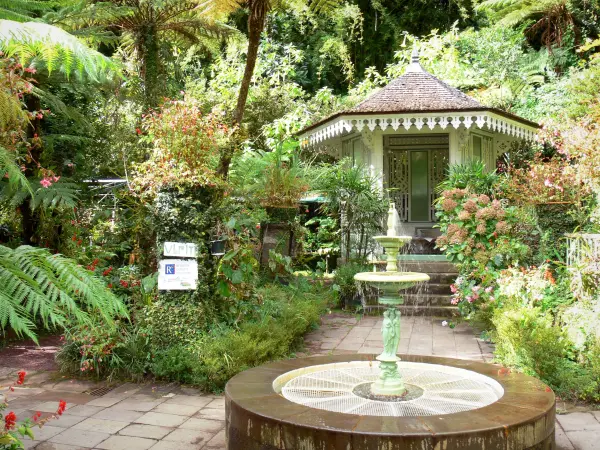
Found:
364,128 -> 384,192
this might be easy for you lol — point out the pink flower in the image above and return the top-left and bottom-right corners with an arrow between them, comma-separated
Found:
40,178 -> 52,188
485,286 -> 493,293
450,284 -> 457,293
544,179 -> 552,187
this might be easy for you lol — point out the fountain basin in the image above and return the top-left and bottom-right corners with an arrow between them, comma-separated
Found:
355,272 -> 430,305
373,235 -> 412,246
225,354 -> 555,450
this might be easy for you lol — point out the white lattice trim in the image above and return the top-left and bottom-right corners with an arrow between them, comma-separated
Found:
299,112 -> 538,146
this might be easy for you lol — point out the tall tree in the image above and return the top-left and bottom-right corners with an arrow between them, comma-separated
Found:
217,0 -> 281,179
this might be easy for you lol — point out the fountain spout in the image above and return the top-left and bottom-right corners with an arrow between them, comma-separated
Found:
387,203 -> 397,237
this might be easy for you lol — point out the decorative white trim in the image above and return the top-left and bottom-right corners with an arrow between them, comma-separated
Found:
299,111 -> 538,146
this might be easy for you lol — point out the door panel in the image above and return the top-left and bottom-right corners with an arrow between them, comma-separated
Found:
410,151 -> 429,222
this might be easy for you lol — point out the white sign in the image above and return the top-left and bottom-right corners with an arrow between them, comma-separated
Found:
163,242 -> 198,258
158,259 -> 198,290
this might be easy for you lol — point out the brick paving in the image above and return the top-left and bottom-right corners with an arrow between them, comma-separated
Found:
1,313 -> 597,449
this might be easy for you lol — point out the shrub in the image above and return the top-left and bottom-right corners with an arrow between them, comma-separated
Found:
332,262 -> 370,309
151,282 -> 332,392
492,304 -> 600,401
56,321 -> 151,381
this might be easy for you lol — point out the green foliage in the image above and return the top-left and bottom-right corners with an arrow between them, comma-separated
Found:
151,282 -> 332,391
0,245 -> 128,341
315,162 -> 386,260
436,161 -> 500,197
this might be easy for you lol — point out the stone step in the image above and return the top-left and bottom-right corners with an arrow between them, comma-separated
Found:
363,304 -> 459,317
405,283 -> 451,295
364,293 -> 453,307
393,261 -> 458,273
426,272 -> 458,285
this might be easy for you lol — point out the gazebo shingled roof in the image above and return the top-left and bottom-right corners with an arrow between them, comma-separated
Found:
349,67 -> 482,113
298,49 -> 539,144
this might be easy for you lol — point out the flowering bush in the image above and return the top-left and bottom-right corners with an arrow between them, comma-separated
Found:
1,372 -> 65,449
133,97 -> 233,195
435,187 -> 529,315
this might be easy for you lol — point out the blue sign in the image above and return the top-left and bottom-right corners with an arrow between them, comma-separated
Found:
165,264 -> 175,275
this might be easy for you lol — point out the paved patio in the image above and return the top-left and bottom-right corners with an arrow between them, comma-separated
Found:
0,314 -> 597,449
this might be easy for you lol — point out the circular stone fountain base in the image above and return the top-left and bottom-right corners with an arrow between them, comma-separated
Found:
225,354 -> 555,450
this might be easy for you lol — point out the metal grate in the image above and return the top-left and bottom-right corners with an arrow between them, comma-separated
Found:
274,361 -> 503,417
85,386 -> 115,397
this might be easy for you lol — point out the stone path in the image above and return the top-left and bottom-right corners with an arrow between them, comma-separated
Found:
1,313 -> 597,449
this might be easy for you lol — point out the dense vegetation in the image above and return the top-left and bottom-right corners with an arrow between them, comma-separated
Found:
1,0 -> 600,404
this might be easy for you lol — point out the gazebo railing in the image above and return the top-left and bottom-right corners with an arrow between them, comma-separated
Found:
566,233 -> 600,267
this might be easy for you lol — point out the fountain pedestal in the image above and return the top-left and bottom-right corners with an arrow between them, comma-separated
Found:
373,307 -> 404,395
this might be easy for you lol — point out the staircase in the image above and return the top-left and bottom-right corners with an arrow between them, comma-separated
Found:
363,261 -> 459,317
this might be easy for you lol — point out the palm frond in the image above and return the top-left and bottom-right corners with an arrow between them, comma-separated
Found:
0,20 -> 121,83
0,245 -> 128,342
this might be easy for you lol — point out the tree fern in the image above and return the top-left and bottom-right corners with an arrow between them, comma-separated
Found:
0,245 -> 128,342
0,20 -> 121,82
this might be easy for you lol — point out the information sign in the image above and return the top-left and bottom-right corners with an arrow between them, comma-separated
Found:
158,259 -> 198,290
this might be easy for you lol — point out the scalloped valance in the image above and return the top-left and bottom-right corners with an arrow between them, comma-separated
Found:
299,110 -> 538,147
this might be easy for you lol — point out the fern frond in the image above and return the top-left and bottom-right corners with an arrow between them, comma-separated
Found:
0,20 -> 121,83
309,0 -> 343,13
0,245 -> 128,341
0,0 -> 54,22
31,179 -> 79,210
0,145 -> 31,194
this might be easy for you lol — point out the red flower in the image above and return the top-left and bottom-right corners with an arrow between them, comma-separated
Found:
102,267 -> 113,276
4,411 -> 17,430
57,400 -> 67,416
119,280 -> 129,288
16,370 -> 26,385
33,411 -> 42,422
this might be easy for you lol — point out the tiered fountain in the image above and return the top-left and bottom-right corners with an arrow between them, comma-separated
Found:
353,203 -> 429,397
225,203 -> 556,449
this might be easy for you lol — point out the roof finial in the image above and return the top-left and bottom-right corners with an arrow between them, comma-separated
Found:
406,42 -> 424,73
411,44 -> 420,64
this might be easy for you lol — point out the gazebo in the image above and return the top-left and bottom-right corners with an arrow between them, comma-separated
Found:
298,50 -> 539,237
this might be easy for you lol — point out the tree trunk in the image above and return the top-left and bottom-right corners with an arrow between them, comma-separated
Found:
217,8 -> 267,179
142,24 -> 160,110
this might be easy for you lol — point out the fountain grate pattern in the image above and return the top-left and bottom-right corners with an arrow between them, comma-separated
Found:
275,361 -> 503,417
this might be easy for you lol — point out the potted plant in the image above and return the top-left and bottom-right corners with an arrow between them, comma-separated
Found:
210,221 -> 228,257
